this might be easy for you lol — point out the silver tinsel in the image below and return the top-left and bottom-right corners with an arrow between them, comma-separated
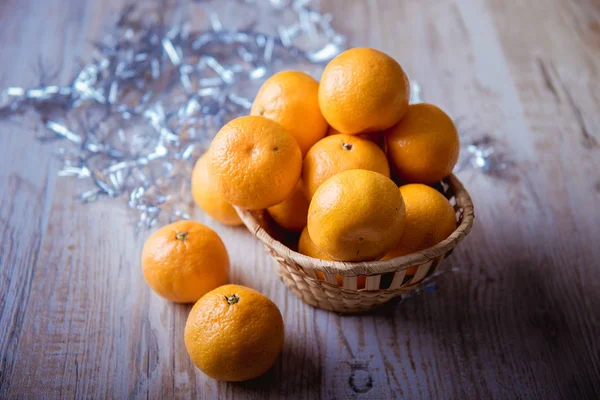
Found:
454,117 -> 514,176
455,136 -> 513,175
0,0 -> 346,229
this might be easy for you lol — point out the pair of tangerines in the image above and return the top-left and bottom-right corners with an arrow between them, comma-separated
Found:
141,47 -> 460,382
141,221 -> 284,382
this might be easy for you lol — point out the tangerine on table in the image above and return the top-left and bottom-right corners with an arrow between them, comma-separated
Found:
383,183 -> 457,262
251,70 -> 328,155
184,284 -> 284,382
191,153 -> 242,226
298,227 -> 366,289
318,47 -> 410,134
209,116 -> 302,210
141,220 -> 229,303
387,103 -> 460,184
302,134 -> 390,200
267,181 -> 309,232
307,169 -> 406,262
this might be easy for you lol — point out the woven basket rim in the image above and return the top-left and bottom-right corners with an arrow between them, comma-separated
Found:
236,174 -> 475,275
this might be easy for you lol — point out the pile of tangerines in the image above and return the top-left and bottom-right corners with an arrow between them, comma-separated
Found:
141,48 -> 460,382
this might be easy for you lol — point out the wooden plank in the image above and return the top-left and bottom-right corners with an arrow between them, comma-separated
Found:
0,0 -> 65,397
481,1 -> 600,397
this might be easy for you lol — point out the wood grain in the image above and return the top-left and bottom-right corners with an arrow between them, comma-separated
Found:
1,0 -> 599,398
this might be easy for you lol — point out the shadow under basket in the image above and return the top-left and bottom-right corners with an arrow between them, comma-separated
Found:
236,174 -> 475,313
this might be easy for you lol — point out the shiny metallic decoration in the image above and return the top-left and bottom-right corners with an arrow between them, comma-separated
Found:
409,80 -> 423,104
454,134 -> 514,176
0,0 -> 347,229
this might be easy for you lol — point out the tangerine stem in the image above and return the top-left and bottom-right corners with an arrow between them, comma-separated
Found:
226,294 -> 240,305
176,231 -> 188,241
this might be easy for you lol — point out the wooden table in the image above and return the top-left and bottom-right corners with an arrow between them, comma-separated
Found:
1,0 -> 599,398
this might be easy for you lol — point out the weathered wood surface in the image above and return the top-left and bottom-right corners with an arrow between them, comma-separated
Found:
1,0 -> 599,398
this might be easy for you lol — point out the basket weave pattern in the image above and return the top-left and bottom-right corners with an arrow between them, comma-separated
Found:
237,174 -> 474,313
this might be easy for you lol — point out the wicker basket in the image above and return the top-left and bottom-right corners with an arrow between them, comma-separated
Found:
236,174 -> 474,313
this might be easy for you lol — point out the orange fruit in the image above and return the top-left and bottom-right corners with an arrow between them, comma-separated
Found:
298,227 -> 366,289
251,70 -> 328,155
209,116 -> 302,210
387,103 -> 460,184
267,181 -> 309,232
307,169 -> 405,262
141,220 -> 229,303
298,226 -> 333,261
326,126 -> 387,150
302,134 -> 390,200
191,154 -> 242,226
383,184 -> 457,260
184,284 -> 284,381
318,47 -> 410,134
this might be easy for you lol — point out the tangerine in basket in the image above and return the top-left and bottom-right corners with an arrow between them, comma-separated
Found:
298,226 -> 333,261
307,169 -> 406,262
326,126 -> 387,151
184,284 -> 284,382
383,184 -> 457,261
191,153 -> 242,226
141,220 -> 229,303
251,70 -> 328,155
209,116 -> 302,210
302,134 -> 390,199
267,181 -> 309,232
387,103 -> 460,184
318,47 -> 410,134
298,227 -> 366,289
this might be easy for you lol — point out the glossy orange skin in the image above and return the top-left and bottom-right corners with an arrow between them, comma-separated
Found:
298,225 -> 333,261
318,48 -> 410,134
141,220 -> 229,303
302,134 -> 390,200
326,126 -> 387,151
184,284 -> 284,382
191,154 -> 242,226
267,181 -> 309,232
386,103 -> 460,184
298,227 -> 366,289
209,116 -> 302,210
251,70 -> 328,155
383,184 -> 457,260
307,169 -> 406,262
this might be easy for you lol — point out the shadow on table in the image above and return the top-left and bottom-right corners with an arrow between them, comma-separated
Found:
231,337 -> 321,398
366,239 -> 600,398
